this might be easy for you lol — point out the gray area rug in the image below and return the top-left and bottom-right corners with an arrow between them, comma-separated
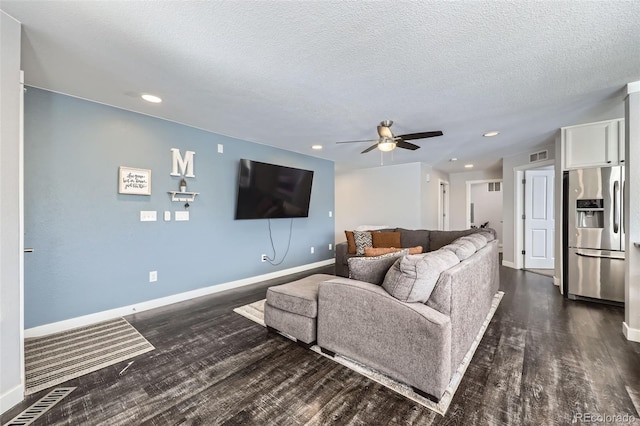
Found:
25,317 -> 155,395
234,291 -> 504,416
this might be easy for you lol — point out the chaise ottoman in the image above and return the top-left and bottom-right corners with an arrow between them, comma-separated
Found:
264,273 -> 335,348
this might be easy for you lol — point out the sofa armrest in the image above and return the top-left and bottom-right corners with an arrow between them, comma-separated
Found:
317,277 -> 452,398
335,242 -> 349,277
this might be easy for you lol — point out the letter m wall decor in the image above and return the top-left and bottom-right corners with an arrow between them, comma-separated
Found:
170,148 -> 195,177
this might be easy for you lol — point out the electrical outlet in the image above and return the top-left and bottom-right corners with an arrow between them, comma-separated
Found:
329,243 -> 332,250
149,271 -> 157,282
310,246 -> 315,254
329,211 -> 333,217
261,254 -> 267,262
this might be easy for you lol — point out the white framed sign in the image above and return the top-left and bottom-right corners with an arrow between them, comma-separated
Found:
119,166 -> 151,195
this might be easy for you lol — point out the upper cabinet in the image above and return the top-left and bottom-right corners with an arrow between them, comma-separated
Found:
562,119 -> 625,170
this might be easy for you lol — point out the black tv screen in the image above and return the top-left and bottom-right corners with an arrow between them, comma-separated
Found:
234,159 -> 314,219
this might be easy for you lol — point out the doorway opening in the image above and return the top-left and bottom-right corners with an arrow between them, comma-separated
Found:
438,180 -> 450,231
466,179 -> 503,249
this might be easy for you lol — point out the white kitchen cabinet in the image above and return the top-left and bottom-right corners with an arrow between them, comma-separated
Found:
563,119 -> 623,169
619,119 -> 626,165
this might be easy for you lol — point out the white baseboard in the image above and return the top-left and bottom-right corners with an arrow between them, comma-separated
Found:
1,383 -> 24,415
25,259 -> 335,338
623,322 -> 640,343
501,260 -> 517,269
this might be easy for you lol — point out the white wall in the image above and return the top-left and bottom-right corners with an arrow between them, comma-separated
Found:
448,169 -> 502,230
335,162 -> 446,242
0,10 -> 24,414
624,82 -> 640,342
421,164 -> 448,230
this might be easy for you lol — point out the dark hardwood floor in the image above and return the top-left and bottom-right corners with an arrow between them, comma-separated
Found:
2,265 -> 639,425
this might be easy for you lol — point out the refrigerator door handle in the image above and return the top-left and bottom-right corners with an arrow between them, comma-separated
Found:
575,251 -> 625,261
613,180 -> 620,233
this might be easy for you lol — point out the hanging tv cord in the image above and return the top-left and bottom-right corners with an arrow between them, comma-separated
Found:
265,218 -> 293,266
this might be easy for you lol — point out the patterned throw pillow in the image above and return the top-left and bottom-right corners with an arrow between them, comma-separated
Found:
348,249 -> 409,285
353,230 -> 373,255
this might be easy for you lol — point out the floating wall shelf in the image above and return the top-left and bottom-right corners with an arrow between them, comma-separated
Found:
167,191 -> 199,202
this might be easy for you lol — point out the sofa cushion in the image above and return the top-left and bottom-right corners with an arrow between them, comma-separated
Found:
371,231 -> 401,248
478,230 -> 495,242
459,233 -> 487,250
396,228 -> 430,253
429,229 -> 479,251
354,230 -> 373,255
348,249 -> 409,285
266,273 -> 335,318
442,239 -> 476,261
365,246 -> 422,257
345,230 -> 356,254
382,249 -> 460,303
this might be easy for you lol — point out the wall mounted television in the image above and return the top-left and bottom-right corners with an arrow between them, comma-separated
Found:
234,159 -> 314,219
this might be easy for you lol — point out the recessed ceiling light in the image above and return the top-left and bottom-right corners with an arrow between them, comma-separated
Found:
449,158 -> 458,162
483,131 -> 500,137
311,145 -> 323,150
464,164 -> 474,168
141,94 -> 162,103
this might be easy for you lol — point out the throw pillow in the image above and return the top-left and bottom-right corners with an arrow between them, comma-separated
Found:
442,239 -> 476,261
382,249 -> 460,303
365,246 -> 423,257
365,246 -> 401,257
353,230 -> 373,255
345,230 -> 356,254
348,249 -> 409,285
371,231 -> 401,248
459,233 -> 487,250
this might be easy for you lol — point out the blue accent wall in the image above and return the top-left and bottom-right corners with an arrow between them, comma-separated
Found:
23,88 -> 335,328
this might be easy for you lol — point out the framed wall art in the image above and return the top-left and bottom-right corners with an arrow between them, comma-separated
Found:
118,166 -> 151,195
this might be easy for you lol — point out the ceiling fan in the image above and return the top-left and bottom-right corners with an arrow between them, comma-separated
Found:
336,120 -> 443,154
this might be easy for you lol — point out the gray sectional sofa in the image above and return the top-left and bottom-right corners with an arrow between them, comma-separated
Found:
335,227 -> 494,278
264,228 -> 500,403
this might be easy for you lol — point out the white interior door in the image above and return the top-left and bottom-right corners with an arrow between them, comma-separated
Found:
524,168 -> 555,269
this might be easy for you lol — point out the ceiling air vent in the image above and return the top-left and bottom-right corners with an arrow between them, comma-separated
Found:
529,150 -> 548,163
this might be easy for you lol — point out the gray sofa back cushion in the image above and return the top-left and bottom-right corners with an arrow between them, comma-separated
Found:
348,249 -> 409,285
395,228 -> 430,253
429,229 -> 479,251
382,249 -> 460,303
458,233 -> 487,250
442,239 -> 476,261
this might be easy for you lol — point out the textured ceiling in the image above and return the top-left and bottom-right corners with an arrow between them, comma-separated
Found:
2,1 -> 639,173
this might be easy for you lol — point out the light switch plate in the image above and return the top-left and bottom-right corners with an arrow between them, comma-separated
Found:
218,144 -> 224,153
175,211 -> 189,221
140,211 -> 157,222
164,211 -> 171,221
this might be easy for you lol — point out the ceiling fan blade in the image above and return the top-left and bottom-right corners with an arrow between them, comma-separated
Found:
336,139 -> 376,144
396,140 -> 420,150
361,143 -> 379,154
397,131 -> 443,141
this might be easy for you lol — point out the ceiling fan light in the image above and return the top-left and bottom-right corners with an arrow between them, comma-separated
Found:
378,138 -> 396,152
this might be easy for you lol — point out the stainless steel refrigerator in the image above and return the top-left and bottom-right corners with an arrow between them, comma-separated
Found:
566,166 -> 625,303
